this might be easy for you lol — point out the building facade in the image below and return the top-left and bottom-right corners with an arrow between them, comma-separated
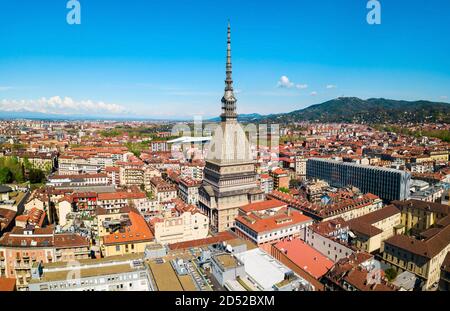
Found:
306,158 -> 411,201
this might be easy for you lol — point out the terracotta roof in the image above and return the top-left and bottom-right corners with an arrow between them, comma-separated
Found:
102,210 -> 154,245
392,199 -> 449,215
168,231 -> 236,250
384,224 -> 450,259
235,207 -> 312,234
239,199 -> 287,214
274,238 -> 334,279
98,191 -> 146,201
54,233 -> 90,248
0,278 -> 16,291
347,205 -> 400,237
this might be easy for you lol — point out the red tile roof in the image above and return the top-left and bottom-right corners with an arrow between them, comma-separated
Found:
168,231 -> 236,250
239,199 -> 287,214
0,277 -> 16,291
275,238 -> 334,279
236,207 -> 312,234
103,210 -> 154,245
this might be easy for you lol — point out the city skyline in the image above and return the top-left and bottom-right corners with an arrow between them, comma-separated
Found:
0,0 -> 450,119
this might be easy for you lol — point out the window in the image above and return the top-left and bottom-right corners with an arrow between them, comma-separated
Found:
115,245 -> 120,252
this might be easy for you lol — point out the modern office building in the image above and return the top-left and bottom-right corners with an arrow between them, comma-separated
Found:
306,158 -> 411,201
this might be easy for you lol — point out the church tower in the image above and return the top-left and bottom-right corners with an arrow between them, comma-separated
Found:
198,23 -> 264,233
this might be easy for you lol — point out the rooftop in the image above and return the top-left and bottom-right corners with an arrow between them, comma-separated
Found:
274,238 -> 334,279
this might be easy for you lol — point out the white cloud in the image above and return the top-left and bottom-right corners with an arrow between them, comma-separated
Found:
277,76 -> 309,91
310,91 -> 318,96
326,84 -> 337,89
277,75 -> 294,88
440,95 -> 448,100
0,96 -> 128,115
296,84 -> 308,89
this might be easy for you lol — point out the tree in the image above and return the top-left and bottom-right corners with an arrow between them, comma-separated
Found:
290,179 -> 301,188
278,187 -> 290,194
28,169 -> 45,184
384,267 -> 398,282
0,167 -> 13,184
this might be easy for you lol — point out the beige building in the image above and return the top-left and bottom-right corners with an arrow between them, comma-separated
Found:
348,204 -> 403,253
118,161 -> 145,186
178,177 -> 200,205
149,177 -> 177,203
100,208 -> 155,257
143,166 -> 161,191
150,200 -> 209,245
0,227 -> 89,290
392,199 -> 449,234
381,220 -> 450,290
380,200 -> 450,290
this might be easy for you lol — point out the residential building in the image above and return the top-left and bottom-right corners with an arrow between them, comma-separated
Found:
0,227 -> 89,290
380,217 -> 450,289
178,177 -> 200,205
149,199 -> 209,245
347,204 -> 403,253
392,199 -> 449,234
323,252 -> 397,291
100,209 -> 155,257
270,168 -> 290,190
438,252 -> 450,291
271,238 -> 333,290
304,218 -> 354,262
235,199 -> 313,250
149,177 -> 177,203
46,173 -> 109,188
28,254 -> 153,291
259,174 -> 274,194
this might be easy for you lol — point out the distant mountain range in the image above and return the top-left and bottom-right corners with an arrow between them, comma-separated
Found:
209,97 -> 450,124
1,97 -> 449,123
263,97 -> 450,124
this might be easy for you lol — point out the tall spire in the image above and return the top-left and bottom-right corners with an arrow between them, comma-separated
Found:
220,21 -> 237,122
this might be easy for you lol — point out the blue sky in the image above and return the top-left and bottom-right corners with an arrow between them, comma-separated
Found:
0,0 -> 449,119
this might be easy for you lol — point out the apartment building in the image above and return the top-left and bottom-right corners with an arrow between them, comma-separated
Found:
0,227 -> 89,290
270,168 -> 290,190
234,199 -> 313,250
28,254 -> 152,291
100,209 -> 155,257
149,177 -> 177,203
97,191 -> 147,212
178,177 -> 200,205
258,174 -> 274,194
118,161 -> 145,187
8,152 -> 57,173
304,218 -> 355,262
347,204 -> 403,253
149,200 -> 209,245
391,199 -> 449,234
295,156 -> 308,178
269,190 -> 383,222
381,221 -> 450,290
46,173 -> 109,188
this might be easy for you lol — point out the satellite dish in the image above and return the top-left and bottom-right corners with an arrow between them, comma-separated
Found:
226,244 -> 233,253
